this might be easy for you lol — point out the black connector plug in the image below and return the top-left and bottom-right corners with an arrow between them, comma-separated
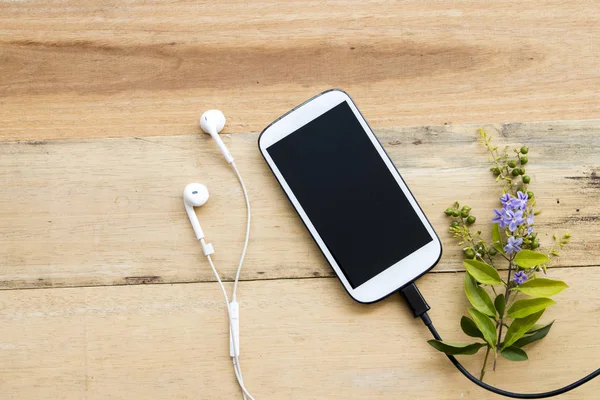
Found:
399,282 -> 430,318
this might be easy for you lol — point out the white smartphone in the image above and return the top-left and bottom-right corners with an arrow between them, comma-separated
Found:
259,89 -> 442,303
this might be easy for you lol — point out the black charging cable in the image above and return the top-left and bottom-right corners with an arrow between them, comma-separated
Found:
400,282 -> 600,398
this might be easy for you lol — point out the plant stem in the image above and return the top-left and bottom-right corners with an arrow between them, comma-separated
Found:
460,217 -> 496,266
498,252 -> 511,262
480,346 -> 491,380
505,290 -> 515,305
493,259 -> 513,371
481,133 -> 508,181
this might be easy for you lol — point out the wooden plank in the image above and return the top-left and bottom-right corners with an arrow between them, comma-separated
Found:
0,267 -> 597,399
1,1 -> 600,141
1,120 -> 599,290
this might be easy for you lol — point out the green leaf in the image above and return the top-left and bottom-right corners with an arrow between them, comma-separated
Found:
513,250 -> 551,269
526,324 -> 544,333
463,259 -> 504,286
494,294 -> 506,316
502,310 -> 545,350
514,278 -> 569,298
492,223 -> 504,254
427,340 -> 486,355
461,316 -> 484,339
526,321 -> 553,334
501,346 -> 528,361
514,321 -> 554,348
464,274 -> 496,317
469,308 -> 498,350
507,298 -> 556,319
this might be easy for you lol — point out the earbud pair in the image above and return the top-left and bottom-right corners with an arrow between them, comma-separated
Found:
184,110 -> 231,241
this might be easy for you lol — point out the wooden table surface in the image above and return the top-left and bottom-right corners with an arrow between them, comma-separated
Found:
1,1 -> 599,399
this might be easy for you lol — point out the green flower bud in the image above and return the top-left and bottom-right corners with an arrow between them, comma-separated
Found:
531,239 -> 540,249
508,160 -> 518,168
520,146 -> 529,154
460,210 -> 470,218
450,221 -> 460,228
519,168 -> 525,175
445,207 -> 454,216
522,175 -> 531,184
464,248 -> 476,259
511,168 -> 520,176
466,215 -> 476,225
451,210 -> 460,217
527,191 -> 534,199
530,232 -> 537,239
461,206 -> 472,212
488,247 -> 498,256
490,167 -> 501,176
520,156 -> 528,165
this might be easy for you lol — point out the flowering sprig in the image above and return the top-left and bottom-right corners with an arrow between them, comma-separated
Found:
428,130 -> 570,380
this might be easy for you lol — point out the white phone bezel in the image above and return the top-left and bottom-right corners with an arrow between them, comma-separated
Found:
259,89 -> 442,303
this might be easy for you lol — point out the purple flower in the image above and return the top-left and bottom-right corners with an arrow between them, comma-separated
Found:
492,208 -> 507,228
504,236 -> 523,255
493,194 -> 529,230
513,271 -> 528,285
510,192 -> 529,211
527,226 -> 534,235
505,209 -> 525,232
527,213 -> 534,226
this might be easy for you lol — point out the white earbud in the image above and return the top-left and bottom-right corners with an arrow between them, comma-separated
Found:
200,110 -> 234,164
183,183 -> 209,240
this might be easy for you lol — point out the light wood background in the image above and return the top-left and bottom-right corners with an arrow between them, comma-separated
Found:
1,1 -> 599,399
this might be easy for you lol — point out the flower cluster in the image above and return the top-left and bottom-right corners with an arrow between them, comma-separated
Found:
493,192 -> 528,231
491,192 -> 535,255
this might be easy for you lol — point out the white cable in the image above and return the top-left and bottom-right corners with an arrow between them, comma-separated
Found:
230,161 -> 252,397
201,161 -> 255,400
231,161 -> 251,302
206,253 -> 256,400
233,359 -> 248,400
230,161 -> 253,397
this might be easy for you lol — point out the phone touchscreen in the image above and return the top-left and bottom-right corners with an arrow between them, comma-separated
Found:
266,101 -> 433,288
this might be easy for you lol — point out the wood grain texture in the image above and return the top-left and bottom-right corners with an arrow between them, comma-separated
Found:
2,2 -> 600,398
1,0 -> 600,141
1,120 -> 599,290
0,267 -> 597,399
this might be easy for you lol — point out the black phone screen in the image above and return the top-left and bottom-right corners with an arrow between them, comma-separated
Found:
266,101 -> 433,288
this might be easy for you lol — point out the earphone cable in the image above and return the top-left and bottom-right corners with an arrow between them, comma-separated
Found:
231,160 -> 252,399
206,253 -> 256,400
201,162 -> 255,400
233,358 -> 248,400
231,161 -> 251,302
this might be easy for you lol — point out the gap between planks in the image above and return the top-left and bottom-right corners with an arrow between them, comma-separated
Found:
1,264 -> 598,293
